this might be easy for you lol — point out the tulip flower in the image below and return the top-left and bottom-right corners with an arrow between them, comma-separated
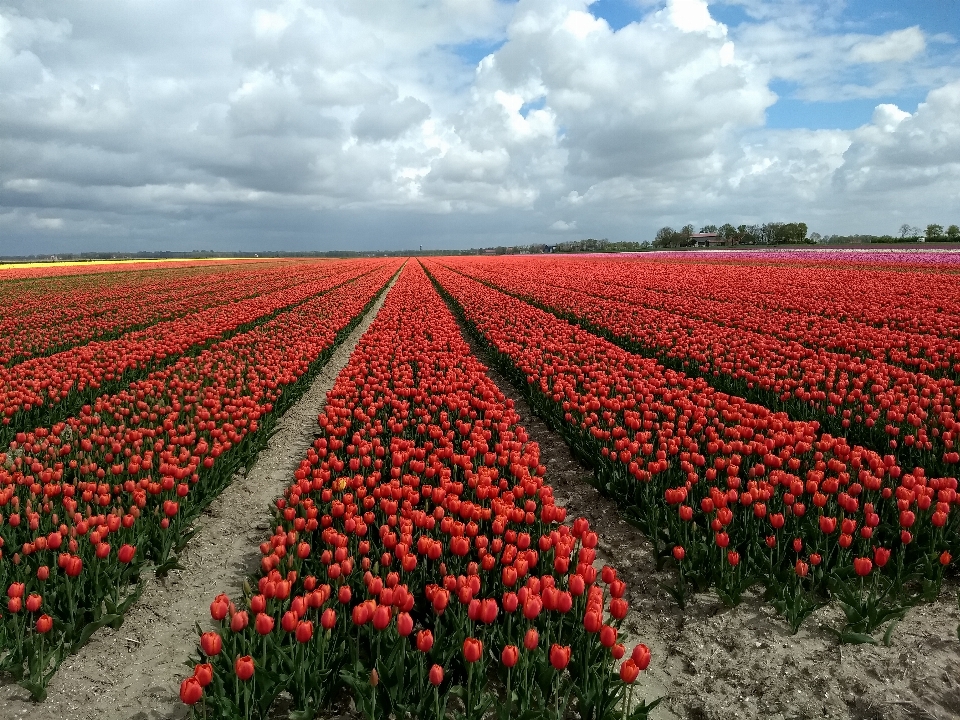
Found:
463,637 -> 483,663
549,644 -> 571,671
417,629 -> 434,652
235,656 -> 255,681
631,644 -> 651,671
179,676 -> 203,705
200,631 -> 222,657
193,663 -> 214,688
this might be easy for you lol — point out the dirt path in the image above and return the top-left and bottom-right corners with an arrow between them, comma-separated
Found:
458,328 -> 960,720
0,276 -> 398,720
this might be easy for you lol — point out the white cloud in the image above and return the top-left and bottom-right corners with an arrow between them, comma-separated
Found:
850,26 -> 925,64
0,0 -> 958,252
665,0 -> 716,35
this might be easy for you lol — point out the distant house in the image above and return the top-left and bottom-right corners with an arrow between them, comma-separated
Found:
690,232 -> 726,248
483,248 -> 497,255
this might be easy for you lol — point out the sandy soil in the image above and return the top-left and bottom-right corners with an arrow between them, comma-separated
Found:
467,342 -> 960,720
0,276 -> 397,720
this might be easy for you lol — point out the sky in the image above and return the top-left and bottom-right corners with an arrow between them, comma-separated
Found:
1,0 -> 959,253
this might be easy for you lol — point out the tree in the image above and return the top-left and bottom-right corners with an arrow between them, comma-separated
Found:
781,222 -> 808,243
926,224 -> 945,241
699,224 -> 718,233
947,225 -> 960,241
899,223 -> 914,239
653,226 -> 676,248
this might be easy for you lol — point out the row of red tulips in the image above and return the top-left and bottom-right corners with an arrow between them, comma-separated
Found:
0,259 -> 385,445
521,257 -> 960,377
0,262 -> 400,699
440,257 -> 960,478
614,253 -> 960,344
181,263 -> 655,720
424,260 -> 958,642
0,260 -> 309,367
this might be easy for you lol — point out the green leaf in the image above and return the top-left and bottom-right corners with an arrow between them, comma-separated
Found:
839,631 -> 879,645
71,614 -> 123,653
19,679 -> 47,702
883,618 -> 900,647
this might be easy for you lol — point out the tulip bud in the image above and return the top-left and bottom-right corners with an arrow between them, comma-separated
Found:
429,664 -> 444,686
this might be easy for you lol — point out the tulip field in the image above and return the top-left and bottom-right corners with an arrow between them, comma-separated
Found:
1,251 -> 958,719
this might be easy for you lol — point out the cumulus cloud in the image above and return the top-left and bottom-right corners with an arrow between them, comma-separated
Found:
0,0 -> 958,252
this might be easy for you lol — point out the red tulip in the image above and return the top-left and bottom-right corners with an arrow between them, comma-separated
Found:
296,620 -> 313,643
179,676 -> 203,705
255,613 -> 275,635
549,644 -> 571,670
417,629 -> 434,652
600,625 -> 617,648
619,658 -> 639,683
429,664 -> 444,686
501,645 -> 519,668
463,637 -> 483,663
200,631 -> 222,656
230,610 -> 249,632
631,643 -> 651,670
235,655 -> 255,681
193,663 -> 214,688
36,614 -> 53,634
372,604 -> 391,631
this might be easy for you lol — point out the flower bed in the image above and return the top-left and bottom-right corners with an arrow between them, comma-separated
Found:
181,263 -> 654,720
425,259 -> 958,643
439,256 -> 960,478
0,263 -> 400,698
0,259 -> 385,445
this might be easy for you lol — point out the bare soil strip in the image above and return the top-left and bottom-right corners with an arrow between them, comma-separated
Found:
452,303 -> 960,720
0,275 -> 398,720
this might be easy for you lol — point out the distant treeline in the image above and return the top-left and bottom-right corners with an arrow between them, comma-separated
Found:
6,222 -> 959,262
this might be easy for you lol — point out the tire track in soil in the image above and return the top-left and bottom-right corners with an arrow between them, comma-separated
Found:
452,305 -> 960,720
0,274 -> 400,720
